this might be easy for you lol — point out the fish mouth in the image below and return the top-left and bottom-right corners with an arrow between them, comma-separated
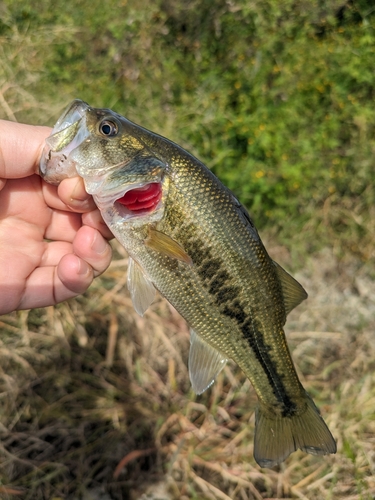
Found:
110,180 -> 165,223
88,173 -> 165,223
116,182 -> 162,212
40,100 -> 90,182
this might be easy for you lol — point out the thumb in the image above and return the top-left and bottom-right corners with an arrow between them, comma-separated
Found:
0,120 -> 51,179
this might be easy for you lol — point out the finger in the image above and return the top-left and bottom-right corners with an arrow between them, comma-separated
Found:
44,210 -> 82,242
72,226 -> 112,277
58,177 -> 97,213
0,121 -> 51,178
39,241 -> 73,267
0,176 -> 48,222
16,230 -> 112,311
42,181 -> 73,211
17,256 -> 95,310
40,232 -> 111,269
57,253 -> 95,296
82,209 -> 114,240
43,184 -> 113,241
42,180 -> 95,213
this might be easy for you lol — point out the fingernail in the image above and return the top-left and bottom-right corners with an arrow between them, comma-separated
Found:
68,179 -> 91,210
78,259 -> 90,275
91,233 -> 108,255
71,178 -> 87,201
68,198 -> 92,211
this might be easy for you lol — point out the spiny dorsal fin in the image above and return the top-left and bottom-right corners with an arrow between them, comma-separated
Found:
273,261 -> 308,315
189,329 -> 228,395
127,257 -> 156,316
145,228 -> 192,265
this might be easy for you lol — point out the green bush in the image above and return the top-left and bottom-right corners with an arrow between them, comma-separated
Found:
1,0 -> 374,256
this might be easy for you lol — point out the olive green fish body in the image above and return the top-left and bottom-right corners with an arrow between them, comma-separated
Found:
40,100 -> 336,467
122,159 -> 301,410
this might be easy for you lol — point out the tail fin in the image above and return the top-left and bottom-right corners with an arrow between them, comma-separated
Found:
254,393 -> 336,468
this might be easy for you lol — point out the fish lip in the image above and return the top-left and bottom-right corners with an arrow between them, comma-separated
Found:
39,100 -> 91,181
52,99 -> 90,136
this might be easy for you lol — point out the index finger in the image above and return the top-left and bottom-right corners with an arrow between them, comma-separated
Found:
0,120 -> 51,179
41,176 -> 98,213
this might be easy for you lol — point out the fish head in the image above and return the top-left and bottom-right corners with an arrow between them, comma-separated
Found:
40,99 -> 168,225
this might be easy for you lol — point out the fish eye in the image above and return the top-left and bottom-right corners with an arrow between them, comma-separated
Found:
99,120 -> 118,137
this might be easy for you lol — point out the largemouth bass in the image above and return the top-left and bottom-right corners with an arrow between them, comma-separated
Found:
40,100 -> 336,467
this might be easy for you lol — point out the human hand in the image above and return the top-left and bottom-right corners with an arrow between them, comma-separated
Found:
0,120 -> 113,315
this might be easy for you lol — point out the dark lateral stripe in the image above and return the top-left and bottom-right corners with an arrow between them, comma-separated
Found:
200,260 -> 220,281
202,259 -> 295,413
174,223 -> 296,415
240,318 -> 296,416
222,300 -> 246,324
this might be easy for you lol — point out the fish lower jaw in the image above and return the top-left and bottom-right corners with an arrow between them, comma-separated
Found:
40,150 -> 78,184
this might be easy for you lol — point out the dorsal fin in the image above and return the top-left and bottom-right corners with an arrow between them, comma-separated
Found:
273,261 -> 308,315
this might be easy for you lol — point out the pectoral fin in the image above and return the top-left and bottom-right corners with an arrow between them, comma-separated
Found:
127,257 -> 156,316
145,228 -> 192,265
273,261 -> 308,315
189,329 -> 227,394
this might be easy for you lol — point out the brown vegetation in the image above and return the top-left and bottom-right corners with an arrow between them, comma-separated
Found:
0,242 -> 374,499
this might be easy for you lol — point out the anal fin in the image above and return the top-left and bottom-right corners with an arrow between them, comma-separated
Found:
127,257 -> 156,316
189,329 -> 227,395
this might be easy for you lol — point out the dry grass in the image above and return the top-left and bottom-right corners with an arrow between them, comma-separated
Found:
1,15 -> 374,499
0,241 -> 374,499
0,18 -> 78,124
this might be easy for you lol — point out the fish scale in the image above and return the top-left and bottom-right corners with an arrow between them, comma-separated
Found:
40,99 -> 336,468
163,206 -> 296,407
110,158 -> 308,411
